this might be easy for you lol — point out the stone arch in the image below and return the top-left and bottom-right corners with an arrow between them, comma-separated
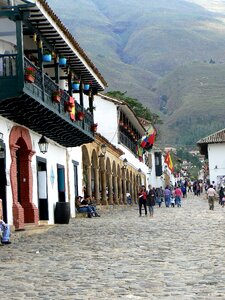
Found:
82,145 -> 91,198
9,126 -> 38,229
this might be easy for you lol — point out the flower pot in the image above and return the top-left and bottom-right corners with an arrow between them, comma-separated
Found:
84,84 -> 90,91
72,83 -> 80,90
24,74 -> 35,83
59,57 -> 67,66
52,95 -> 61,103
42,54 -> 52,62
77,112 -> 85,121
91,124 -> 98,132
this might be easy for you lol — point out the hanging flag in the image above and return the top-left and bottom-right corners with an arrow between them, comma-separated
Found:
140,126 -> 156,150
136,144 -> 144,162
164,151 -> 174,173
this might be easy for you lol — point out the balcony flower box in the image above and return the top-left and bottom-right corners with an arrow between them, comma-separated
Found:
91,123 -> 98,133
77,111 -> 85,121
52,90 -> 61,103
42,52 -> 52,62
24,67 -> 35,83
59,56 -> 67,66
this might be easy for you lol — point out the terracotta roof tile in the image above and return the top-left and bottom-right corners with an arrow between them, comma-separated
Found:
197,128 -> 225,145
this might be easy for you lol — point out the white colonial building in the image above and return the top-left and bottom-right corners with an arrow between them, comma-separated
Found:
197,128 -> 225,188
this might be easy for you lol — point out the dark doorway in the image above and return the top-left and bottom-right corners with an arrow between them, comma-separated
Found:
57,164 -> 65,202
37,157 -> 49,220
0,141 -> 7,222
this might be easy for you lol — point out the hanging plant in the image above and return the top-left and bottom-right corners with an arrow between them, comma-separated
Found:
77,111 -> 85,121
42,51 -> 52,62
52,90 -> 61,103
59,56 -> 67,66
24,67 -> 36,83
72,80 -> 80,91
91,123 -> 98,133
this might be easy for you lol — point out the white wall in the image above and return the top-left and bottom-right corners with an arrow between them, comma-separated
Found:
208,143 -> 225,188
93,95 -> 118,144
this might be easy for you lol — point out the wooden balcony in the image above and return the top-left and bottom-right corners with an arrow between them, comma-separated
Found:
0,54 -> 94,147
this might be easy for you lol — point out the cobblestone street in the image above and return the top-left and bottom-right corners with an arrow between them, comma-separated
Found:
1,194 -> 225,300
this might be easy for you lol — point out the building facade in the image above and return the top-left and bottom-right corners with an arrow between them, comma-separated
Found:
0,0 -> 106,228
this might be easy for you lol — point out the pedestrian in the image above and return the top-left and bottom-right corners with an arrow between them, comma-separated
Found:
147,186 -> 156,217
126,192 -> 132,205
0,199 -> 11,245
155,187 -> 163,207
164,186 -> 171,207
0,219 -> 11,245
138,186 -> 147,216
181,184 -> 187,198
206,185 -> 217,210
219,186 -> 224,205
174,186 -> 183,207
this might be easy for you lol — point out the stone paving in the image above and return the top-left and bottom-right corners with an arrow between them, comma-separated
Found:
1,193 -> 225,300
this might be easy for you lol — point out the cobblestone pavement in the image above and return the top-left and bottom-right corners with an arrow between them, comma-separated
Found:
1,193 -> 225,300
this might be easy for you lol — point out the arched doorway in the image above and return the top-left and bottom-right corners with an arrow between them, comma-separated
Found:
9,126 -> 38,229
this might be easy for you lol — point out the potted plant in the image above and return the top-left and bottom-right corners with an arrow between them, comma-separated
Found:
24,67 -> 36,83
59,56 -> 67,66
77,111 -> 85,121
72,80 -> 80,91
52,90 -> 61,103
91,123 -> 98,133
83,82 -> 90,91
42,51 -> 52,62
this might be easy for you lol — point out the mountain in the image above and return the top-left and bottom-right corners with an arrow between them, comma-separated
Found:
48,0 -> 225,147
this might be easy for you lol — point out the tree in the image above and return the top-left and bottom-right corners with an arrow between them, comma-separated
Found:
105,91 -> 162,126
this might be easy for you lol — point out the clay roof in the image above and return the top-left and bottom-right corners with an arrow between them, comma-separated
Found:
197,128 -> 225,145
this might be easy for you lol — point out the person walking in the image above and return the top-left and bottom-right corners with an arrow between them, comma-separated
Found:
219,186 -> 224,206
206,184 -> 217,210
174,186 -> 183,207
147,187 -> 156,217
155,187 -> 163,207
164,186 -> 171,208
138,186 -> 147,217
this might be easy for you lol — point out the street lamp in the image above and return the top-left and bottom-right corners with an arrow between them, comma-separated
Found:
38,135 -> 49,154
98,144 -> 107,157
122,158 -> 128,169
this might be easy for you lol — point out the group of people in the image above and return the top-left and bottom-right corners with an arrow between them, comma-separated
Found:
138,184 -> 185,217
75,195 -> 100,218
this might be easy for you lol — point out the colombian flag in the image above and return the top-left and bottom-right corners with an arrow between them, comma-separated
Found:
165,151 -> 174,173
140,126 -> 156,150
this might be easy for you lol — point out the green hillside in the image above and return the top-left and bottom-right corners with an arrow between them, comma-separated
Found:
156,62 -> 225,147
48,0 -> 225,147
